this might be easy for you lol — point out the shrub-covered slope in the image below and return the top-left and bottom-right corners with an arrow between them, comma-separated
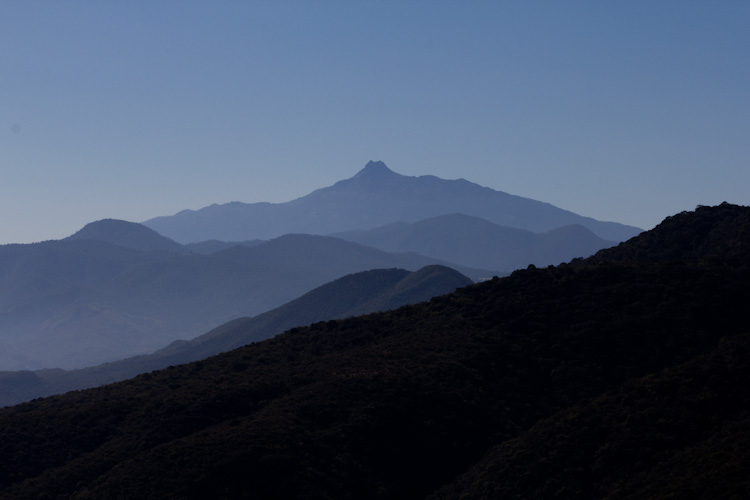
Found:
0,204 -> 747,499
591,202 -> 750,263
429,332 -> 750,500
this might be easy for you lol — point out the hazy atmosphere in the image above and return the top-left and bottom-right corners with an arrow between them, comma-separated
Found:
2,3 -> 750,497
2,1 -> 748,244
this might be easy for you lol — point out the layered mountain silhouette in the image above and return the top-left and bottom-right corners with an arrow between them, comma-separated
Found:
143,161 -> 642,243
0,223 -> 487,370
334,213 -> 616,272
0,203 -> 746,499
0,265 -> 471,407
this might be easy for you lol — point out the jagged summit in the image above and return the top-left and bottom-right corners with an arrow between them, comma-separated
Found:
353,160 -> 399,179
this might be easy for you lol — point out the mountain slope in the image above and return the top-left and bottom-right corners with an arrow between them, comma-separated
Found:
143,161 -> 641,243
429,332 -> 750,500
335,213 -> 616,272
0,230 -> 486,370
0,266 -> 472,406
0,204 -> 745,499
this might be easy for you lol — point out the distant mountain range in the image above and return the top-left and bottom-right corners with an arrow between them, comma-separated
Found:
0,219 -> 487,370
334,213 -> 616,271
143,161 -> 642,243
0,203 -> 745,499
0,265 -> 471,407
0,162 -> 641,372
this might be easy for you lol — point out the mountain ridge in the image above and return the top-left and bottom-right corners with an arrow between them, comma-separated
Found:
143,161 -> 642,243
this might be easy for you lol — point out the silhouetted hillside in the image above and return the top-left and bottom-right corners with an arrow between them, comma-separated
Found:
591,201 -> 750,264
335,213 -> 616,272
0,204 -> 746,499
0,266 -> 471,406
144,161 -> 641,243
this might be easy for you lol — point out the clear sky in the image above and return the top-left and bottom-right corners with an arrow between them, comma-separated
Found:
2,1 -> 749,244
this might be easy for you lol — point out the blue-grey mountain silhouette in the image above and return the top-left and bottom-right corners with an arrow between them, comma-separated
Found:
143,161 -> 641,243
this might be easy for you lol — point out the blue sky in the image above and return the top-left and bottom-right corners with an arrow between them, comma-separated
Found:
2,1 -> 749,244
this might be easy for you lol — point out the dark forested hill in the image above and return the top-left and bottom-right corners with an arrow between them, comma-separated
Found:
0,265 -> 472,407
0,228 -> 486,370
334,213 -> 616,272
143,161 -> 641,243
590,201 -> 750,264
0,204 -> 746,499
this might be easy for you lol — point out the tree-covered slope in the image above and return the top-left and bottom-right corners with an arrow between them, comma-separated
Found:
0,204 -> 746,499
429,332 -> 750,500
591,202 -> 750,263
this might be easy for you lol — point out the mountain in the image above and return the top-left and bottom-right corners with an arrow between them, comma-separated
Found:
65,218 -> 185,252
0,203 -> 746,499
0,227 -> 488,370
0,265 -> 472,407
143,161 -> 642,243
66,219 -> 265,255
334,213 -> 616,272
